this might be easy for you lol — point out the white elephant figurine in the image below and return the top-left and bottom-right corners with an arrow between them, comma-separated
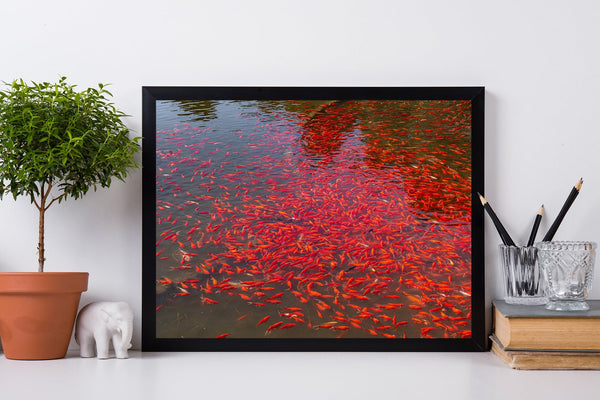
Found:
75,301 -> 134,359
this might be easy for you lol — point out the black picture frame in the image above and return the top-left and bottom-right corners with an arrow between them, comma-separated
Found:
142,86 -> 485,352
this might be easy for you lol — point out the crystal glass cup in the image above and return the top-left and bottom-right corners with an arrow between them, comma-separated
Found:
498,244 -> 547,305
535,241 -> 597,311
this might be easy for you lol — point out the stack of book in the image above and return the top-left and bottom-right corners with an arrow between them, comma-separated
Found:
491,300 -> 600,370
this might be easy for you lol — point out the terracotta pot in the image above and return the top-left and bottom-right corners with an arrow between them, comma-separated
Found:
0,272 -> 88,360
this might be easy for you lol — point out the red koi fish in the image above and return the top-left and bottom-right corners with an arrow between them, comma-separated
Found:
257,315 -> 271,326
333,326 -> 350,331
265,321 -> 283,334
158,277 -> 172,285
316,324 -> 335,329
238,293 -> 251,301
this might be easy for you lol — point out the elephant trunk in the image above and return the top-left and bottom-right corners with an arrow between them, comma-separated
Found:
122,320 -> 133,350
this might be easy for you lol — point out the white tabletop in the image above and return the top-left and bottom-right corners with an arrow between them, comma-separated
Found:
1,351 -> 598,400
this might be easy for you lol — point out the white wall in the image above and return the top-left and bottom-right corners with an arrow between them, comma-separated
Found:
1,0 -> 600,350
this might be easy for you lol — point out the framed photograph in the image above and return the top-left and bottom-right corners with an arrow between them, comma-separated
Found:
142,87 -> 485,351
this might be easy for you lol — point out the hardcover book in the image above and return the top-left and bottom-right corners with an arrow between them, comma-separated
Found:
490,335 -> 600,370
493,300 -> 600,351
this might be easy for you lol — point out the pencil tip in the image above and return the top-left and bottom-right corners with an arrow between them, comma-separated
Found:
538,205 -> 544,215
576,178 -> 583,191
477,193 -> 486,205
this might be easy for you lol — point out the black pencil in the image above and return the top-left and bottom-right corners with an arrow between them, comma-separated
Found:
478,193 -> 516,246
542,178 -> 583,242
526,205 -> 544,247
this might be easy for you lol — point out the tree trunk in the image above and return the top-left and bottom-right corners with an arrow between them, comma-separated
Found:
36,182 -> 51,273
38,198 -> 45,272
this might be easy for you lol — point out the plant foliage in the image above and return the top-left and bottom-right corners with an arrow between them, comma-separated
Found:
0,77 -> 139,203
0,77 -> 140,271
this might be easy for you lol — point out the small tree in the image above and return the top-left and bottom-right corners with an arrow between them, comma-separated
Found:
0,77 -> 140,272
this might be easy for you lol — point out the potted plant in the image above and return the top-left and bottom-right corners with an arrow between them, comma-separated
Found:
0,77 -> 140,359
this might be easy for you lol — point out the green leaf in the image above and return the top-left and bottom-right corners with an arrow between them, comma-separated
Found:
0,76 -> 140,204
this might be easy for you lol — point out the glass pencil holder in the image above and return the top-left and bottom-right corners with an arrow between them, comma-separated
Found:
499,244 -> 548,305
535,241 -> 596,311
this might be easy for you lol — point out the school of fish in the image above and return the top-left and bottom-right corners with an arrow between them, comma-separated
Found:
154,99 -> 473,340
